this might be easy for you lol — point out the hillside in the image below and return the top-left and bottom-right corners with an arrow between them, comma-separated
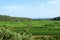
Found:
0,15 -> 32,22
51,16 -> 60,21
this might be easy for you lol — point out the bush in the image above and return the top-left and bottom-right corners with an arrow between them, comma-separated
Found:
0,27 -> 22,40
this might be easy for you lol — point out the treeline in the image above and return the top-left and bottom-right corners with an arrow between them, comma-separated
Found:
0,15 -> 60,22
32,16 -> 60,21
51,16 -> 60,21
0,15 -> 32,22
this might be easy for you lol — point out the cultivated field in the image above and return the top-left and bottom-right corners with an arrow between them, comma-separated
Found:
0,20 -> 60,40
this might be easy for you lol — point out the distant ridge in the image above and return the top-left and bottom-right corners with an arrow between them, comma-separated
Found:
0,15 -> 32,22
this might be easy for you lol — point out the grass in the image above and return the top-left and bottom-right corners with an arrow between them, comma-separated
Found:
0,20 -> 60,35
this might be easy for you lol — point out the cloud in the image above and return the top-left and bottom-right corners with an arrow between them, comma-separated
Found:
48,1 -> 59,5
40,0 -> 60,7
1,5 -> 26,11
47,0 -> 60,6
0,0 -> 60,18
47,1 -> 60,5
1,5 -> 41,12
0,5 -> 44,18
0,5 -> 28,16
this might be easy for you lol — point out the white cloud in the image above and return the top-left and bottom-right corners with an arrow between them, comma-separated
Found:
47,0 -> 60,6
1,5 -> 26,11
0,5 -> 42,18
48,1 -> 60,5
40,0 -> 60,7
0,4 -> 60,18
47,1 -> 60,5
1,5 -> 41,12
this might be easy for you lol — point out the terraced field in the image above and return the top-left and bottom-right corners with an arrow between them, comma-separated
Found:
0,20 -> 60,40
0,20 -> 60,34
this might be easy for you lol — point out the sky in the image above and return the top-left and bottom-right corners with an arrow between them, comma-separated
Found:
0,0 -> 60,18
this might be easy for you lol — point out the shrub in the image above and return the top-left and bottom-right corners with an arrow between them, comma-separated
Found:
0,27 -> 22,40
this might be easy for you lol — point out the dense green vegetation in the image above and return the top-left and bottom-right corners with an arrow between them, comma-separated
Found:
0,26 -> 22,40
0,15 -> 60,40
0,15 -> 32,22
